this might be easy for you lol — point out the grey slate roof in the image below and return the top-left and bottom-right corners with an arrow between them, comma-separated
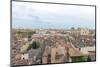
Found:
74,40 -> 86,48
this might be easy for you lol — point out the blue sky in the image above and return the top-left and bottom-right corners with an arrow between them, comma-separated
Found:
12,1 -> 95,29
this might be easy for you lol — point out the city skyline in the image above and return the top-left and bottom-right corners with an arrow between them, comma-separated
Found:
12,1 -> 95,29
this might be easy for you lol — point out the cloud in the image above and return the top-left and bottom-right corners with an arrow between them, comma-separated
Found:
12,1 -> 95,29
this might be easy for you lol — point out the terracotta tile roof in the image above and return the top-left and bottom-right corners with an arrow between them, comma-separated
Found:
16,59 -> 28,65
69,48 -> 83,57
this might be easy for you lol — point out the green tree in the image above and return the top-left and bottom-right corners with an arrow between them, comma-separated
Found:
71,27 -> 75,30
17,31 -> 23,34
71,56 -> 88,62
27,41 -> 41,50
27,31 -> 36,38
87,56 -> 91,62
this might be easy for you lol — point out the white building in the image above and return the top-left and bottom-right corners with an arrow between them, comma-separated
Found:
80,46 -> 95,54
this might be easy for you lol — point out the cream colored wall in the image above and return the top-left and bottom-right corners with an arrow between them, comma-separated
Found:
80,29 -> 89,35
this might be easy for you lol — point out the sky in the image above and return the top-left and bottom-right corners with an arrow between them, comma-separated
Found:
12,1 -> 95,29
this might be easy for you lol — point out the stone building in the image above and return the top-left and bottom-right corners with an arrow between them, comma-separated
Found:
78,28 -> 89,36
42,37 -> 70,64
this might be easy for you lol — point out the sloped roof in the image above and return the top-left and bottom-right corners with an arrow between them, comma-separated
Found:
28,48 -> 42,58
69,48 -> 83,57
74,40 -> 86,48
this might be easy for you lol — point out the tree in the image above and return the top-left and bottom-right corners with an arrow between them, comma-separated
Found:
27,41 -> 41,50
27,31 -> 36,38
71,27 -> 75,30
17,31 -> 23,34
87,56 -> 91,62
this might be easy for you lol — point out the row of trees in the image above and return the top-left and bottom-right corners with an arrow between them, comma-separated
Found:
16,31 -> 36,38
